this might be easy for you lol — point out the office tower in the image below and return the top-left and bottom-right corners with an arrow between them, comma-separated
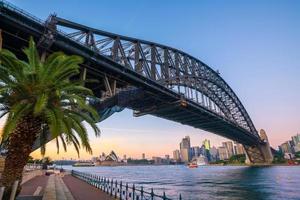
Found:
142,153 -> 145,159
218,146 -> 229,160
203,139 -> 211,150
180,136 -> 191,162
222,141 -> 234,158
173,150 -> 181,161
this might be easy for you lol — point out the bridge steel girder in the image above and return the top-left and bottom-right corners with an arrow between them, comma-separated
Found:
0,1 -> 272,164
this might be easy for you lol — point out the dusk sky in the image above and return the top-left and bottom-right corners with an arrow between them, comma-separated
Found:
2,0 -> 300,160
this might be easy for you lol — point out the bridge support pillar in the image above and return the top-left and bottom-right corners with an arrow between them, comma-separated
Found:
245,129 -> 273,165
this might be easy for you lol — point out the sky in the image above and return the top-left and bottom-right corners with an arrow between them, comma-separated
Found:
2,0 -> 300,160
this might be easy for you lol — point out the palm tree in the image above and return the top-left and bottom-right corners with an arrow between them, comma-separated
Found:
0,37 -> 100,195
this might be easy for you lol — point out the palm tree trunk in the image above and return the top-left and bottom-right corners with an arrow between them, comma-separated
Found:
0,115 -> 42,199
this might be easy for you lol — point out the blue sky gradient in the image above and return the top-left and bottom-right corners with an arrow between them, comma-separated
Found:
4,0 -> 300,159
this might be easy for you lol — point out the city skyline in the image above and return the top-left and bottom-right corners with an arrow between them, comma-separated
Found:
2,0 -> 300,159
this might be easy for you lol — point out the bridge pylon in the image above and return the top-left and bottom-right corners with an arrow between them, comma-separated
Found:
244,129 -> 273,165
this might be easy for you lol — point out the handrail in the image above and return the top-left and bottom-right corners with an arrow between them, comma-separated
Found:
71,170 -> 181,200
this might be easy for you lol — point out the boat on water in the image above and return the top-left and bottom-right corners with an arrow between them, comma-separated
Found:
187,163 -> 198,168
73,162 -> 95,167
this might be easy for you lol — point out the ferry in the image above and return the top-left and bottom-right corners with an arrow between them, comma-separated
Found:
73,162 -> 95,167
187,163 -> 198,168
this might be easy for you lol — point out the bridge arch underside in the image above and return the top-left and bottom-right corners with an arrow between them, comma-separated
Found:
0,3 -> 271,163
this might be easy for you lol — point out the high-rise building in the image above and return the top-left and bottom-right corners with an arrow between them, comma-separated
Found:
191,146 -> 200,158
203,139 -> 211,150
222,141 -> 234,158
209,146 -> 218,161
180,148 -> 190,163
173,150 -> 181,161
218,146 -> 229,160
142,153 -> 145,159
292,134 -> 300,145
234,142 -> 245,155
180,136 -> 191,162
180,136 -> 191,149
279,142 -> 293,154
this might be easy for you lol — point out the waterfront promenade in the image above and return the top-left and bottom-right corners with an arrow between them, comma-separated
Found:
19,172 -> 114,200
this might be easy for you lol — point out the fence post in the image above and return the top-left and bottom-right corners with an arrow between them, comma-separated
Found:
151,188 -> 154,200
141,186 -> 144,199
132,184 -> 135,200
110,179 -> 113,196
114,180 -> 117,198
125,183 -> 128,200
9,180 -> 19,200
120,181 -> 122,200
0,187 -> 5,200
163,191 -> 166,200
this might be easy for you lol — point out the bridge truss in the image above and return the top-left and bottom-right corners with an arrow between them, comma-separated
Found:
0,0 -> 273,163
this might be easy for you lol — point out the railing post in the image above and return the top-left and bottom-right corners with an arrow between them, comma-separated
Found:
141,186 -> 144,199
163,191 -> 166,200
114,180 -> 117,198
151,188 -> 154,200
179,193 -> 182,200
110,179 -> 113,196
125,183 -> 128,200
118,181 -> 123,200
132,184 -> 135,200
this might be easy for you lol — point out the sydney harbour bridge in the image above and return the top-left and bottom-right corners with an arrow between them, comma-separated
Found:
0,1 -> 273,164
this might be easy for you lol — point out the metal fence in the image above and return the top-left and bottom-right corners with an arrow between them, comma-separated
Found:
71,170 -> 182,200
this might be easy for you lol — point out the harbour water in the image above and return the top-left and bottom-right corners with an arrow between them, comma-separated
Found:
63,165 -> 300,200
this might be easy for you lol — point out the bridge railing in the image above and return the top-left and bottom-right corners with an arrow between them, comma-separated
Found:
71,170 -> 181,200
0,0 -> 44,25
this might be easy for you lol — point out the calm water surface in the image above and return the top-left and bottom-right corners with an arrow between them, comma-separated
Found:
63,165 -> 300,200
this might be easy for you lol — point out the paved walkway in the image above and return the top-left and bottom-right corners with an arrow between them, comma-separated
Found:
20,175 -> 49,196
42,174 -> 74,200
20,173 -> 114,200
63,175 -> 114,200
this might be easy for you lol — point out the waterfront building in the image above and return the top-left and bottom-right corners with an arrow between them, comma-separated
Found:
209,146 -> 218,161
280,141 -> 293,154
293,143 -> 300,153
292,133 -> 300,145
152,157 -> 163,164
191,146 -> 200,158
173,150 -> 181,161
123,155 -> 127,160
222,141 -> 234,158
218,146 -> 229,160
180,148 -> 190,163
234,142 -> 245,155
203,139 -> 211,150
165,155 -> 170,164
180,136 -> 191,162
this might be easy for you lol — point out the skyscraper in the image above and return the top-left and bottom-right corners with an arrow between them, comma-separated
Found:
222,141 -> 234,158
292,133 -> 300,145
173,150 -> 181,161
279,142 -> 292,154
180,136 -> 191,162
209,146 -> 218,162
203,139 -> 211,150
142,153 -> 145,159
218,146 -> 229,160
234,142 -> 245,155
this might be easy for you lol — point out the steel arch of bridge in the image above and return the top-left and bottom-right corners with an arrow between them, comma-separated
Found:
50,16 -> 258,139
